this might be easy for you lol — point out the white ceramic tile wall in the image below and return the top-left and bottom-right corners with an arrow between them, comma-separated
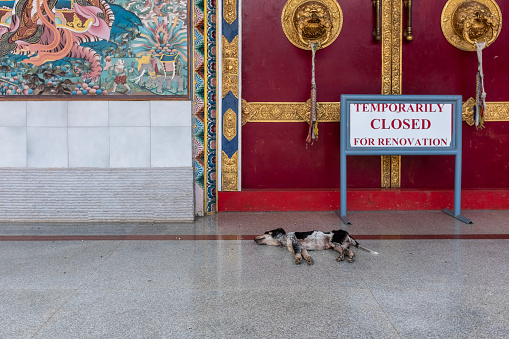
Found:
27,127 -> 68,167
27,101 -> 67,126
151,101 -> 192,126
0,102 -> 26,126
109,101 -> 151,126
0,127 -> 26,167
68,127 -> 110,167
0,100 -> 191,168
110,127 -> 151,167
151,127 -> 192,167
68,101 -> 109,126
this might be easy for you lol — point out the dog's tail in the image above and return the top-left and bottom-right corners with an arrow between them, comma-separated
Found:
350,236 -> 379,255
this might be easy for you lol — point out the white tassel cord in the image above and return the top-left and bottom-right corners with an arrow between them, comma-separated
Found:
475,41 -> 487,129
306,42 -> 319,145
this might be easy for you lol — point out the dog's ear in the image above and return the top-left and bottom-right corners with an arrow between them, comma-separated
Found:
264,228 -> 286,237
271,228 -> 286,236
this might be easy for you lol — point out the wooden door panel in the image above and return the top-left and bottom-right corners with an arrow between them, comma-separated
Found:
401,0 -> 509,189
242,122 -> 381,188
242,0 -> 382,189
242,0 -> 382,102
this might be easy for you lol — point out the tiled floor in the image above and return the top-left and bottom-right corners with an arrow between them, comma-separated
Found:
1,210 -> 509,338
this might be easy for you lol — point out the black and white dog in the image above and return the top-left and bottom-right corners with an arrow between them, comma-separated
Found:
254,228 -> 378,265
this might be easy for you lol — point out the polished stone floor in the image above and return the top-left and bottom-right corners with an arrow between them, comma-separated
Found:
1,210 -> 509,338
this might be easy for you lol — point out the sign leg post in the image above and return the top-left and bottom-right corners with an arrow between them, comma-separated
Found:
443,152 -> 472,224
338,142 -> 351,225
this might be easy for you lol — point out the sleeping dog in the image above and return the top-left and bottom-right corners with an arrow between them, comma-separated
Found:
254,228 -> 378,265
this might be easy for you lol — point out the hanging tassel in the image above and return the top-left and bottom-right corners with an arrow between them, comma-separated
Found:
475,41 -> 486,129
306,42 -> 319,145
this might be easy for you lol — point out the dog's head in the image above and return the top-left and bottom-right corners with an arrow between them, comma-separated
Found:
331,229 -> 358,247
254,228 -> 286,246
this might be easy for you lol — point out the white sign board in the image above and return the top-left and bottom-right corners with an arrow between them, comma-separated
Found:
349,102 -> 453,147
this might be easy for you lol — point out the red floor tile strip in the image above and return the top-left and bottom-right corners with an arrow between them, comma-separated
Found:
1,234 -> 509,241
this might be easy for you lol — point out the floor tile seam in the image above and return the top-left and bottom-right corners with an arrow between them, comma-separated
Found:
29,239 -> 126,338
365,288 -> 404,339
2,234 -> 509,241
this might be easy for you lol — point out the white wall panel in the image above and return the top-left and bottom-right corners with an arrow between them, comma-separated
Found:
151,126 -> 192,167
27,127 -> 68,167
0,127 -> 26,167
110,127 -> 151,167
68,127 -> 110,167
109,101 -> 150,126
0,100 -> 194,221
68,101 -> 109,126
0,102 -> 26,126
27,101 -> 67,126
151,101 -> 192,126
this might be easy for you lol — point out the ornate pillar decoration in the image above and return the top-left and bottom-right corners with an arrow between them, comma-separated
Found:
381,0 -> 403,188
193,0 -> 217,215
220,0 -> 241,192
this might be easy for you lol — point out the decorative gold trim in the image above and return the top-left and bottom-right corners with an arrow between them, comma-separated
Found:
381,0 -> 392,95
391,0 -> 402,96
380,0 -> 392,181
381,0 -> 402,93
222,36 -> 239,98
381,155 -> 391,188
441,0 -> 502,51
223,109 -> 237,141
223,0 -> 238,25
241,100 -> 340,125
390,155 -> 401,188
222,151 -> 239,191
389,1 -> 403,188
381,1 -> 403,188
462,98 -> 509,125
281,0 -> 343,50
486,102 -> 509,121
462,97 -> 476,126
241,100 -> 509,125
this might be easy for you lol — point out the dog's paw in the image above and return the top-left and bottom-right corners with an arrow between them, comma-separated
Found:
336,255 -> 344,262
347,257 -> 354,263
294,258 -> 303,265
306,257 -> 314,265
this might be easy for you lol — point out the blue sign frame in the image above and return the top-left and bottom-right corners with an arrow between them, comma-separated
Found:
339,94 -> 472,225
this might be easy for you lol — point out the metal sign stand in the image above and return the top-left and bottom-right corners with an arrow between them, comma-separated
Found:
338,94 -> 472,225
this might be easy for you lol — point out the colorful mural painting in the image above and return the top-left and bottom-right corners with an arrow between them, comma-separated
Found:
0,0 -> 189,98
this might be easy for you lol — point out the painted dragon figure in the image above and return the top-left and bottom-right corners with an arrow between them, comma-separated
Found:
0,0 -> 114,81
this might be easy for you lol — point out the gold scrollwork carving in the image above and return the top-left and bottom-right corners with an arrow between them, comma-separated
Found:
381,1 -> 403,188
381,0 -> 402,96
390,155 -> 401,188
223,0 -> 237,25
462,97 -> 509,125
462,97 -> 476,125
241,99 -> 340,125
441,0 -> 502,51
223,109 -> 237,141
222,36 -> 239,98
241,100 -> 509,125
281,0 -> 343,50
381,155 -> 391,188
222,151 -> 238,191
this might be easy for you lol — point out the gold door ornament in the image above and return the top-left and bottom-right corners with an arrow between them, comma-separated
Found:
281,0 -> 343,50
441,0 -> 502,51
